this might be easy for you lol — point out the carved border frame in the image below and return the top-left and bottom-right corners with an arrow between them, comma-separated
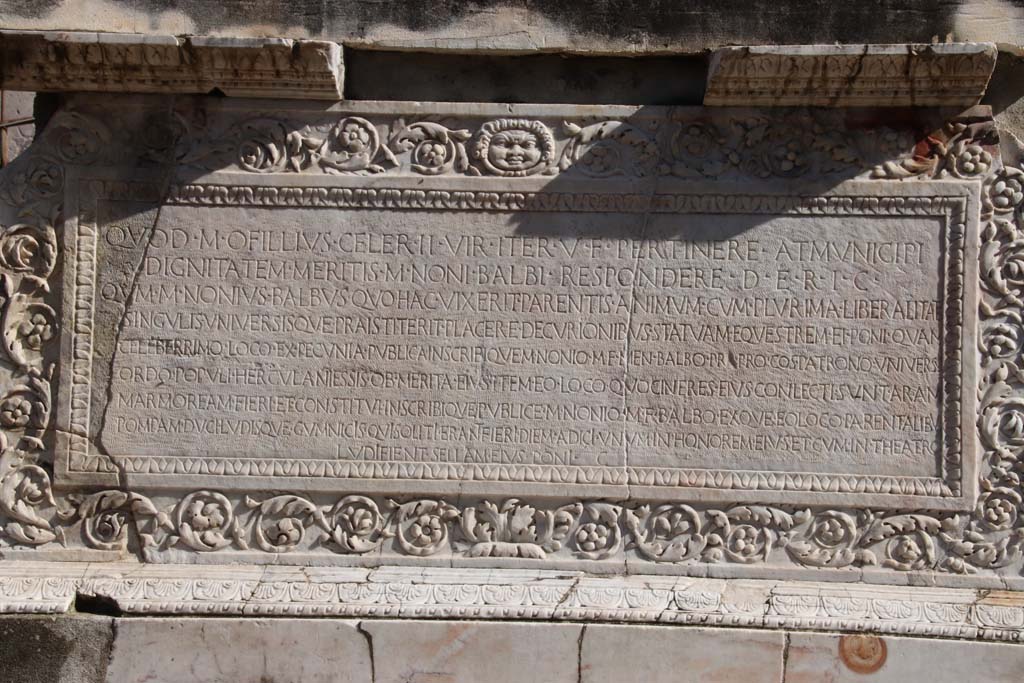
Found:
0,98 -> 1021,590
57,180 -> 975,509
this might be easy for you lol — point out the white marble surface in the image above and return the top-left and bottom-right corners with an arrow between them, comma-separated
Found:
105,618 -> 372,683
362,620 -> 582,683
785,631 -> 1024,682
18,616 -> 1024,683
582,625 -> 783,683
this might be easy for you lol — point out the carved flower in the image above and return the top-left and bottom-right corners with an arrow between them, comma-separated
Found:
574,522 -> 612,553
677,124 -> 717,158
978,487 -> 1022,530
185,499 -> 226,532
984,321 -> 1023,360
26,161 -> 64,197
327,496 -> 384,553
948,140 -> 993,178
741,122 -> 813,178
769,142 -> 806,175
887,535 -> 926,566
176,491 -> 236,551
234,119 -> 292,173
987,169 -> 1024,213
808,511 -> 856,549
339,502 -> 376,536
320,117 -> 382,172
395,121 -> 470,176
93,509 -> 129,545
1,229 -> 45,274
238,136 -> 284,172
0,397 -> 32,428
983,219 -> 1024,297
981,395 -> 1024,456
17,313 -> 54,350
725,524 -> 768,559
577,143 -> 615,175
414,140 -> 448,168
999,407 -> 1024,447
269,517 -> 302,546
337,120 -> 373,154
409,513 -> 444,548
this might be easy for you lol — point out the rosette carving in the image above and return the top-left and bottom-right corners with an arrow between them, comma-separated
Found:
321,495 -> 390,553
246,494 -> 320,553
859,513 -> 943,571
319,117 -> 397,173
392,121 -> 471,175
871,121 -> 999,180
985,167 -> 1024,215
573,503 -> 623,560
666,122 -> 732,178
705,506 -> 798,564
391,499 -> 459,556
175,491 -> 247,552
47,111 -> 111,165
784,510 -> 870,568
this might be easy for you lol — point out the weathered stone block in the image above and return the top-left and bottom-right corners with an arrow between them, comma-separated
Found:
705,43 -> 997,107
0,32 -> 344,99
0,615 -> 112,683
582,625 -> 784,682
362,620 -> 582,683
105,618 -> 372,683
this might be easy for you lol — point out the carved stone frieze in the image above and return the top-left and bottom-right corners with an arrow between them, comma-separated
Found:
2,562 -> 1024,643
0,95 -> 1021,605
705,43 -> 998,107
164,107 -> 932,180
0,31 -> 344,99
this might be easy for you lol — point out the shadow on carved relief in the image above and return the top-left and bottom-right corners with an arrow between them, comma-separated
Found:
4,93 -> 1024,590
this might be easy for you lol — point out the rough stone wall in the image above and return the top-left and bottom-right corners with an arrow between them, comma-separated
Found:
0,90 -> 34,166
0,0 -> 1023,53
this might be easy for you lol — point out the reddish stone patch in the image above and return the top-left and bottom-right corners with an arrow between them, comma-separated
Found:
838,634 -> 887,674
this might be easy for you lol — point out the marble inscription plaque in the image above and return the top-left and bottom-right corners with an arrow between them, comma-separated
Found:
59,178 -> 977,507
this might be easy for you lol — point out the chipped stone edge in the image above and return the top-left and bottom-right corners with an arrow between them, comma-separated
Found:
704,43 -> 998,107
0,31 -> 344,100
3,562 -> 1024,641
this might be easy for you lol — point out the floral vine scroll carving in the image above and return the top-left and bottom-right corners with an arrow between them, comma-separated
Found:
0,101 -> 1021,585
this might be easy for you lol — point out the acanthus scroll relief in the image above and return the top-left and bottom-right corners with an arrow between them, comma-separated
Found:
0,101 -> 1021,581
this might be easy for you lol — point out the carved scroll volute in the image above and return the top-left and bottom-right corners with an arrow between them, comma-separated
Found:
0,108 -> 111,548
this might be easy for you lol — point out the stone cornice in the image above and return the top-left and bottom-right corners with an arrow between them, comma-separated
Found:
0,31 -> 344,99
704,43 -> 998,107
3,562 -> 1024,641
